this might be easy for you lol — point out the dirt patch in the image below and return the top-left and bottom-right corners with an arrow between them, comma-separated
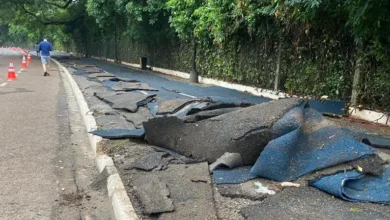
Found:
59,192 -> 84,206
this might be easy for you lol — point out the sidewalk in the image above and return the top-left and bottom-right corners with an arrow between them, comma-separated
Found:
0,51 -> 113,219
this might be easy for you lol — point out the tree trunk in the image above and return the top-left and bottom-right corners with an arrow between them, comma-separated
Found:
84,40 -> 88,57
190,37 -> 199,83
114,14 -> 118,62
274,37 -> 283,91
350,42 -> 363,106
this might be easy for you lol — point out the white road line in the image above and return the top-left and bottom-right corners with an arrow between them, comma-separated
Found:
0,83 -> 7,86
179,93 -> 197,98
139,91 -> 148,95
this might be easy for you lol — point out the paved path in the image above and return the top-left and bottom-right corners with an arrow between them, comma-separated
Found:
0,49 -> 112,219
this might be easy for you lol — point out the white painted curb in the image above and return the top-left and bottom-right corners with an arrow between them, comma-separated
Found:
53,58 -> 139,220
349,107 -> 389,126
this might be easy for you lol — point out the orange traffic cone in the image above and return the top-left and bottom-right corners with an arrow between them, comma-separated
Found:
22,56 -> 27,69
27,53 -> 31,65
7,60 -> 17,81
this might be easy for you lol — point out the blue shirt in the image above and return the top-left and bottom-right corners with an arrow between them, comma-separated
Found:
39,41 -> 52,56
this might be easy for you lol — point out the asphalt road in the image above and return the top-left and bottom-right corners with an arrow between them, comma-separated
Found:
49,51 -> 345,115
0,49 -> 112,219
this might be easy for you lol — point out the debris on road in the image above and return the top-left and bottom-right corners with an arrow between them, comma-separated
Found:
133,175 -> 174,214
144,98 -> 302,165
132,152 -> 170,171
156,98 -> 207,115
217,179 -> 282,201
209,152 -> 243,173
253,182 -> 275,195
112,81 -> 158,92
280,182 -> 301,187
94,92 -> 156,113
61,58 -> 390,219
89,128 -> 145,139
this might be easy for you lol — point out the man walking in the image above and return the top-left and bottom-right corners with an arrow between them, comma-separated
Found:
38,38 -> 52,76
35,42 -> 40,57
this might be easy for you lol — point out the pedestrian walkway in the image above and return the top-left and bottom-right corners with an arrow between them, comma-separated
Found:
0,50 -> 113,219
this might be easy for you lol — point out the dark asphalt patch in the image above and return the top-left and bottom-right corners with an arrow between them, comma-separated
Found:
241,187 -> 390,220
76,58 -> 270,104
95,114 -> 136,130
182,107 -> 243,122
89,128 -> 145,139
94,92 -> 156,113
156,98 -> 206,115
87,73 -> 115,78
213,167 -> 257,184
111,81 -> 158,92
132,152 -> 170,171
133,175 -> 174,214
121,107 -> 154,129
0,88 -> 33,95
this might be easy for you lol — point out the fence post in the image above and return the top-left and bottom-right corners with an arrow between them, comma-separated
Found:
350,42 -> 363,106
274,37 -> 283,91
190,37 -> 199,83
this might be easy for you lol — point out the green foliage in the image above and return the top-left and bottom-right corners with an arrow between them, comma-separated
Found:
167,0 -> 203,40
1,0 -> 390,110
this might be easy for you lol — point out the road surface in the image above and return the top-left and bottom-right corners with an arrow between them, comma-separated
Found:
0,49 -> 113,220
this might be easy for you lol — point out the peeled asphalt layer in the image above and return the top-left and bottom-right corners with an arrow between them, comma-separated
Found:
69,57 -> 270,104
54,52 -> 390,219
0,50 -> 113,219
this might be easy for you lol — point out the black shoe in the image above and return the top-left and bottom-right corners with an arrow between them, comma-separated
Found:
44,72 -> 50,76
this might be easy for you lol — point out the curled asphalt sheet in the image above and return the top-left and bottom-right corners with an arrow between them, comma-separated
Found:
186,102 -> 252,115
251,106 -> 375,182
182,107 -> 243,122
87,72 -> 115,78
212,104 -> 389,203
95,92 -> 156,113
342,128 -> 390,149
83,68 -> 102,73
144,98 -> 302,165
310,167 -> 390,204
170,102 -> 210,119
89,128 -> 145,139
96,77 -> 117,83
111,81 -> 158,92
108,77 -> 139,83
209,152 -> 243,173
157,98 -> 206,115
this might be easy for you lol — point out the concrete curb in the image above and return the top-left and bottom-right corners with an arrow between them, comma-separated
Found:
53,58 -> 139,220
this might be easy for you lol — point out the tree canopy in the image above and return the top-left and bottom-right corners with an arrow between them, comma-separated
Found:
0,0 -> 389,110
